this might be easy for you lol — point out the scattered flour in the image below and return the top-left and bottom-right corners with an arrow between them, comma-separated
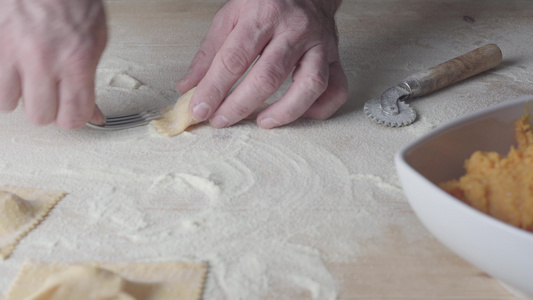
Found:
0,100 -> 404,299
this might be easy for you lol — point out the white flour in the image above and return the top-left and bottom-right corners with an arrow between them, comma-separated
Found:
2,0 -> 533,299
0,69 -> 408,298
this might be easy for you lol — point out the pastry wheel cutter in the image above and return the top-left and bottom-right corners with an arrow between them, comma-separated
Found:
364,44 -> 502,127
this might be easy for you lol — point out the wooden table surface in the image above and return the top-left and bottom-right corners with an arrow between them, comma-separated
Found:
2,0 -> 533,299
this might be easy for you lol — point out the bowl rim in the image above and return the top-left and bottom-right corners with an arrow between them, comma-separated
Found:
395,94 -> 533,240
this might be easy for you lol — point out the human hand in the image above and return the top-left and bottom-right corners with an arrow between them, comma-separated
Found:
177,0 -> 348,129
0,0 -> 107,129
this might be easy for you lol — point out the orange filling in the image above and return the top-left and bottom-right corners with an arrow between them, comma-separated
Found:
439,114 -> 533,232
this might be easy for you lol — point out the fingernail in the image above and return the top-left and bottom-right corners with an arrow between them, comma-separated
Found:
192,102 -> 211,120
94,114 -> 106,125
211,114 -> 229,128
91,106 -> 106,125
260,117 -> 281,129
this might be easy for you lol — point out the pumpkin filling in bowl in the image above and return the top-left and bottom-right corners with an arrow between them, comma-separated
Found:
440,114 -> 533,232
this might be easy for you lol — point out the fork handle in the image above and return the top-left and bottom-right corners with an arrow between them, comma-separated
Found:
401,44 -> 502,97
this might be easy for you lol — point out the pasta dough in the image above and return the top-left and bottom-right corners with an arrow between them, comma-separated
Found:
0,192 -> 35,235
0,186 -> 66,260
151,87 -> 201,137
6,260 -> 208,300
151,87 -> 264,136
26,265 -> 135,300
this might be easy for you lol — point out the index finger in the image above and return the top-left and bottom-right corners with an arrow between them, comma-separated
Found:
189,21 -> 273,122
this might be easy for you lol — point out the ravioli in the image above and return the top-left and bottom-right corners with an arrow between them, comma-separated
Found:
26,265 -> 135,300
6,260 -> 208,300
151,88 -> 201,137
0,186 -> 66,260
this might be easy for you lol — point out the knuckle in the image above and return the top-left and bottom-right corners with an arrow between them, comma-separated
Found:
250,67 -> 285,96
260,1 -> 284,22
23,39 -> 61,65
203,77 -> 227,102
193,48 -> 211,65
292,14 -> 314,32
66,50 -> 97,72
219,48 -> 250,76
26,47 -> 54,68
57,41 -> 102,75
300,71 -> 328,96
280,11 -> 315,39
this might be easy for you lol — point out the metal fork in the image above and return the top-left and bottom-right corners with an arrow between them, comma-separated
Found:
86,109 -> 161,130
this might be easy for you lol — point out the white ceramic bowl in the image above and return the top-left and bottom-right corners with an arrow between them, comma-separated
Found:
395,96 -> 533,299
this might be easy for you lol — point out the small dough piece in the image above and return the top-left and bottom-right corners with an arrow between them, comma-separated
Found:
151,87 -> 201,137
0,186 -> 66,260
6,260 -> 209,300
109,73 -> 143,90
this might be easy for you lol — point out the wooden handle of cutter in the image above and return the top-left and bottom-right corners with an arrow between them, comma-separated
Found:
403,44 -> 502,97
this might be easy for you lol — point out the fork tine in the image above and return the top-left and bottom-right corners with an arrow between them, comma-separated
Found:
105,109 -> 160,121
105,115 -> 146,124
86,109 -> 161,130
105,109 -> 160,120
